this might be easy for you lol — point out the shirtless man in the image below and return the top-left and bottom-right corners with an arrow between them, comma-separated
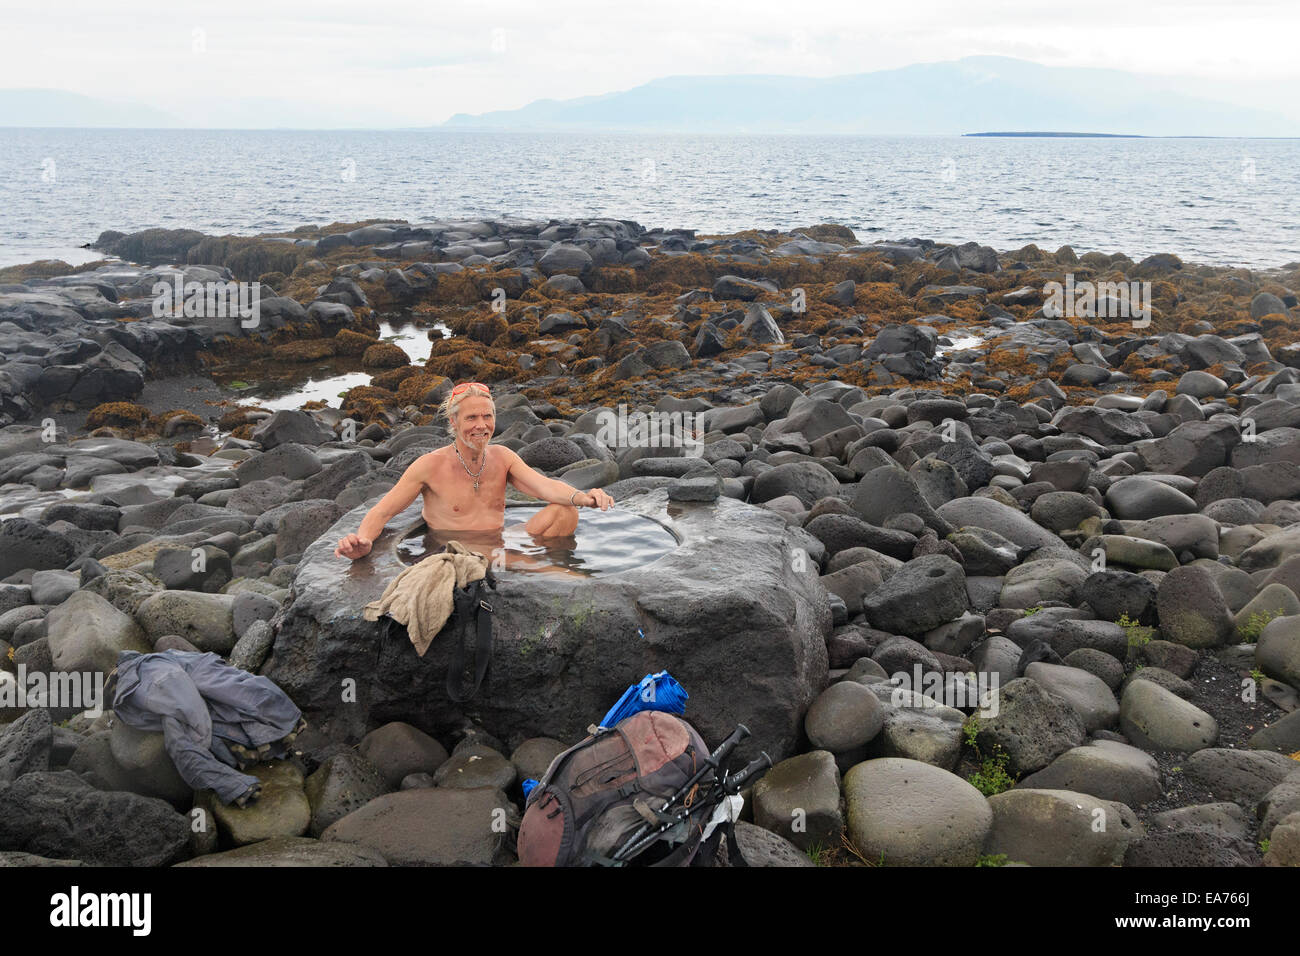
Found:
333,381 -> 614,561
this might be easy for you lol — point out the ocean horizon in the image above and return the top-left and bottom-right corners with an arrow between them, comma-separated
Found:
2,128 -> 1297,270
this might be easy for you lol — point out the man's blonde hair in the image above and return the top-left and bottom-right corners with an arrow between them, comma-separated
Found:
438,382 -> 494,433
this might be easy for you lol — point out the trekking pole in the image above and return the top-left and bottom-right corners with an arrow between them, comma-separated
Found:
612,747 -> 770,863
721,752 -> 772,793
610,724 -> 751,863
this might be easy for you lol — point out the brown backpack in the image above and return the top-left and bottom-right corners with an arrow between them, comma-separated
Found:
517,711 -> 735,867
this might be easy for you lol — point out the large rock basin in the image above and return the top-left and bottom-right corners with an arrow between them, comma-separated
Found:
264,489 -> 830,760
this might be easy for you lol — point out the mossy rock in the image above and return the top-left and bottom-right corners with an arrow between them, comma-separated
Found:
0,259 -> 81,282
395,373 -> 445,407
340,385 -> 396,407
344,400 -> 393,425
85,402 -> 151,430
148,408 -> 196,424
335,327 -> 377,355
361,342 -> 410,368
257,271 -> 287,293
272,339 -> 336,362
462,313 -> 508,344
218,405 -> 268,431
425,348 -> 514,382
370,365 -> 423,391
153,409 -> 205,436
799,223 -> 857,243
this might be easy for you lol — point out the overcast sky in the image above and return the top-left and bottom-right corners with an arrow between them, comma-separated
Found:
4,0 -> 1298,127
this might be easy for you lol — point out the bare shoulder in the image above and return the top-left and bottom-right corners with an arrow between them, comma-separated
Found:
405,448 -> 446,483
495,444 -> 524,468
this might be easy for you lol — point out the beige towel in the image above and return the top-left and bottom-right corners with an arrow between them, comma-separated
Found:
362,541 -> 489,657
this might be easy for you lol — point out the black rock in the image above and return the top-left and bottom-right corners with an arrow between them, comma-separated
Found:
0,771 -> 190,866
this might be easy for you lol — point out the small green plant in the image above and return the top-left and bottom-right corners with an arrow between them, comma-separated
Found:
976,853 -> 1008,867
1238,609 -> 1285,643
1259,838 -> 1270,854
806,841 -> 827,866
1170,766 -> 1181,774
228,380 -> 252,389
1023,605 -> 1043,616
970,751 -> 1016,797
1250,668 -> 1266,686
1117,612 -> 1153,647
962,716 -> 1017,796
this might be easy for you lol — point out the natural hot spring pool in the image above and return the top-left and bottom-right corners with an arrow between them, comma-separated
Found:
395,505 -> 679,577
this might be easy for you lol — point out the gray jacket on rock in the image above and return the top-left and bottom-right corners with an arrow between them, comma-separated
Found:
111,649 -> 302,805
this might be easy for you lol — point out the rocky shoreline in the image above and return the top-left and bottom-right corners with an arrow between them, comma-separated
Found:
1,217 -> 1299,866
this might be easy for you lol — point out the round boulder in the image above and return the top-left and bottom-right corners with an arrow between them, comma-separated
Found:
968,677 -> 1087,775
751,750 -> 844,851
1119,679 -> 1218,752
357,721 -> 449,790
984,788 -> 1141,865
844,757 -> 991,866
1105,477 -> 1197,520
1155,565 -> 1234,649
804,681 -> 884,753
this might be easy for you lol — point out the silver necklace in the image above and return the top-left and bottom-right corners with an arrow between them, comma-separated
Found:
454,440 -> 487,493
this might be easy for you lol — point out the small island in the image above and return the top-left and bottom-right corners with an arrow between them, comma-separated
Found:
964,131 -> 1146,138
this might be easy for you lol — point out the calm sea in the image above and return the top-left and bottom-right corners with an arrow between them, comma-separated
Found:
1,129 -> 1297,269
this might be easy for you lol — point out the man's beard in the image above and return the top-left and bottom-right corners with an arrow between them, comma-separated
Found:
459,429 -> 489,458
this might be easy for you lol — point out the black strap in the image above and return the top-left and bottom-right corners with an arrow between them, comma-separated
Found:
446,576 -> 495,702
689,822 -> 746,868
694,827 -> 725,867
648,830 -> 705,868
725,822 -> 748,867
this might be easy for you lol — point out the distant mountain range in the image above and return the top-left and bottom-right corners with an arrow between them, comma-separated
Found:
3,57 -> 1297,135
0,89 -> 181,128
442,56 -> 1299,137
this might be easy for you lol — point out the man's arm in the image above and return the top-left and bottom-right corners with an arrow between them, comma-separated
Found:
334,457 -> 428,559
504,448 -> 613,510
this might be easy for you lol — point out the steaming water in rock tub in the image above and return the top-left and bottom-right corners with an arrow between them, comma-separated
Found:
395,503 -> 680,577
